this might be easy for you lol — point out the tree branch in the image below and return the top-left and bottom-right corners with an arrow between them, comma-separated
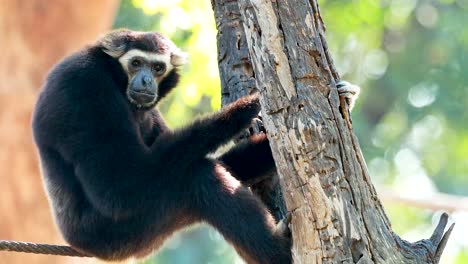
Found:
379,188 -> 468,213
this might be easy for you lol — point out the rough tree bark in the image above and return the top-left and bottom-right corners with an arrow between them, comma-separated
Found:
211,0 -> 453,263
212,0 -> 288,221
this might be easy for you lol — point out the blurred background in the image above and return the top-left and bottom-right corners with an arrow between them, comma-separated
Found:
0,0 -> 466,263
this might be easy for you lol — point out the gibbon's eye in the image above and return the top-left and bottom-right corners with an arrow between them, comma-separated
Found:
153,62 -> 166,75
131,58 -> 142,67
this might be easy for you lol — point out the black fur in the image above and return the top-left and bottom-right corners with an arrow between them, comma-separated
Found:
99,29 -> 175,55
32,31 -> 291,263
157,69 -> 180,102
219,133 -> 276,184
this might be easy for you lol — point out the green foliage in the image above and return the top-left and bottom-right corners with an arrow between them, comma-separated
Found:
113,0 -> 468,263
455,250 -> 468,264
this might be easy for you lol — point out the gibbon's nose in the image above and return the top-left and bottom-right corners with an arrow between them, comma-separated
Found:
129,69 -> 157,104
142,75 -> 153,87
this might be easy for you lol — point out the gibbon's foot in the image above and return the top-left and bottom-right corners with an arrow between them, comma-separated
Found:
337,80 -> 360,110
274,212 -> 292,237
249,114 -> 266,135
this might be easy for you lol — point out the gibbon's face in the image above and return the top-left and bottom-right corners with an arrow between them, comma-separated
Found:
119,50 -> 175,109
100,30 -> 187,110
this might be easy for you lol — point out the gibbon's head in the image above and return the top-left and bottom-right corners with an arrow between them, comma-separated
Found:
98,29 -> 188,110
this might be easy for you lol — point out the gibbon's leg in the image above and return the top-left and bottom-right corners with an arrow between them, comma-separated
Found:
194,160 -> 291,264
218,133 -> 276,184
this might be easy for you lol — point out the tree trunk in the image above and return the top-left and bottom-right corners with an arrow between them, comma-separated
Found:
212,0 -> 288,221
211,0 -> 453,263
0,1 -> 118,263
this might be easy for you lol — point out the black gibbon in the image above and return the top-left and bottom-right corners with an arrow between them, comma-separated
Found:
32,29 -> 360,264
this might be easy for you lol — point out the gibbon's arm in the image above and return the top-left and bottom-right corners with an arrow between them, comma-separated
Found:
152,93 -> 261,163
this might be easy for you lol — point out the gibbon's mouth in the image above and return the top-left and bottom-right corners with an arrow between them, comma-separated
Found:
128,90 -> 157,105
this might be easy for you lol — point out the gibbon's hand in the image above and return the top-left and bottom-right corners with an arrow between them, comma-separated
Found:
337,80 -> 361,110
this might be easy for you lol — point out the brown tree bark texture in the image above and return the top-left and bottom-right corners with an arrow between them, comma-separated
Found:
212,0 -> 288,221
212,0 -> 453,263
0,1 -> 118,263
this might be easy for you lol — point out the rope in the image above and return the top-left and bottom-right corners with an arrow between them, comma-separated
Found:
0,240 -> 91,257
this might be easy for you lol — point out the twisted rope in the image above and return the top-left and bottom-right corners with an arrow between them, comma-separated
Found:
0,240 -> 91,257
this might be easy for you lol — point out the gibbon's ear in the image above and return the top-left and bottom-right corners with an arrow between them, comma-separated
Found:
171,49 -> 188,67
99,29 -> 131,58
